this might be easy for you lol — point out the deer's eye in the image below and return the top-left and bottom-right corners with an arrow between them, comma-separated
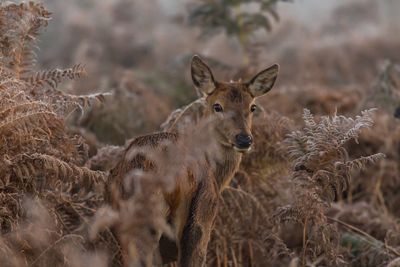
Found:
213,103 -> 223,112
250,104 -> 257,113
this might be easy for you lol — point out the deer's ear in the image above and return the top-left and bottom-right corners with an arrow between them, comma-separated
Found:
247,64 -> 279,97
191,55 -> 216,95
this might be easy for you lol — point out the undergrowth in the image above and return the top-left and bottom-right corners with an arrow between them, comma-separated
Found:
0,1 -> 399,267
0,2 -> 109,266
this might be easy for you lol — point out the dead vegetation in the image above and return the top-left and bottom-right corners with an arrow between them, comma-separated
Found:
0,1 -> 399,267
0,2 -> 108,266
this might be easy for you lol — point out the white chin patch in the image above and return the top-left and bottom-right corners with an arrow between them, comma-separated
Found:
233,146 -> 251,153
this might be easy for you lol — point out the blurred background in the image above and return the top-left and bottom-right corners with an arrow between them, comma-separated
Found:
35,0 -> 400,145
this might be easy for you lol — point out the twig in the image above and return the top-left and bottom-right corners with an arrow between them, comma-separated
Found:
327,216 -> 400,257
31,234 -> 84,266
302,215 -> 309,267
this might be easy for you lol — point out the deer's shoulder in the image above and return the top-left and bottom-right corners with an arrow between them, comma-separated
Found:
126,132 -> 179,150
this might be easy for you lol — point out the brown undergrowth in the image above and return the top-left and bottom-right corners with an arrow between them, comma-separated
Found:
1,1 -> 399,267
0,2 -> 109,266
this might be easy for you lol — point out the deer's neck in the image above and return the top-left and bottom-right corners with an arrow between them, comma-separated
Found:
211,146 -> 242,191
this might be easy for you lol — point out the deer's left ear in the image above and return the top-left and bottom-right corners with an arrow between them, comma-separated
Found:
247,64 -> 279,97
191,55 -> 216,95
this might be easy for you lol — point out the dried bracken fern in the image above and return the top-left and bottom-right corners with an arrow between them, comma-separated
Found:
276,109 -> 385,265
26,64 -> 87,89
0,1 -> 51,78
0,2 -> 110,266
4,153 -> 106,192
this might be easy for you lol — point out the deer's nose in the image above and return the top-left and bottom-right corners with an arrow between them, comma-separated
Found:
234,133 -> 253,149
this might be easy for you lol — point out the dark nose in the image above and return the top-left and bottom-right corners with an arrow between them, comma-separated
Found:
395,107 -> 400,119
235,133 -> 253,149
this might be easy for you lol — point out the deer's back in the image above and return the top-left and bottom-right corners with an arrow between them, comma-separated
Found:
106,132 -> 180,204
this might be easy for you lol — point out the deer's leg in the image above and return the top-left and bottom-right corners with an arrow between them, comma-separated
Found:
159,233 -> 178,264
179,180 -> 219,267
120,226 -> 163,267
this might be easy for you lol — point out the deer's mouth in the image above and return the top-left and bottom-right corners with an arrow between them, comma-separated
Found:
218,135 -> 252,153
232,133 -> 253,153
233,145 -> 252,153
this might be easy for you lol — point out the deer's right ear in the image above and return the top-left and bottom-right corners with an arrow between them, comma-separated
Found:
247,64 -> 279,97
191,55 -> 216,95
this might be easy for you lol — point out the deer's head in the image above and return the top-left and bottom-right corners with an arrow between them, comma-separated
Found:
191,55 -> 278,153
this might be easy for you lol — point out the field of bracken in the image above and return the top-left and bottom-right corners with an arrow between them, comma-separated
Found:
0,0 -> 399,266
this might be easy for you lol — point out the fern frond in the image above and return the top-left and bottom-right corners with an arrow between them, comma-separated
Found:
339,109 -> 376,145
303,108 -> 317,129
51,91 -> 112,116
10,153 -> 107,191
0,101 -> 49,120
339,153 -> 386,172
280,108 -> 386,264
0,110 -> 60,135
285,109 -> 380,173
67,92 -> 111,106
26,64 -> 87,89
17,44 -> 37,78
0,76 -> 27,92
285,130 -> 309,161
274,205 -> 305,224
1,2 -> 51,77
313,169 -> 350,202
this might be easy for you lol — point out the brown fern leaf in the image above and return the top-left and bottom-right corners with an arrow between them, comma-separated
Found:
0,3 -> 115,266
49,91 -> 113,116
277,109 -> 386,265
0,2 -> 51,76
0,110 -> 59,135
45,191 -> 102,234
338,153 -> 386,172
339,108 -> 376,145
26,64 -> 87,89
8,153 -> 107,192
0,101 -> 48,121
0,81 -> 77,161
285,108 -> 380,173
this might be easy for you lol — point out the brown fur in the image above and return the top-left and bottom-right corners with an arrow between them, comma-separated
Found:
106,56 -> 278,266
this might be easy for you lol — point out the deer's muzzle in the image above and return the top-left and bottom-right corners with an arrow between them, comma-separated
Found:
234,133 -> 253,151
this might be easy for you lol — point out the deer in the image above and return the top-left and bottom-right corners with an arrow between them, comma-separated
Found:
106,55 -> 279,267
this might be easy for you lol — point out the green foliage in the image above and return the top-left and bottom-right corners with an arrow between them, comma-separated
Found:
188,0 -> 291,39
